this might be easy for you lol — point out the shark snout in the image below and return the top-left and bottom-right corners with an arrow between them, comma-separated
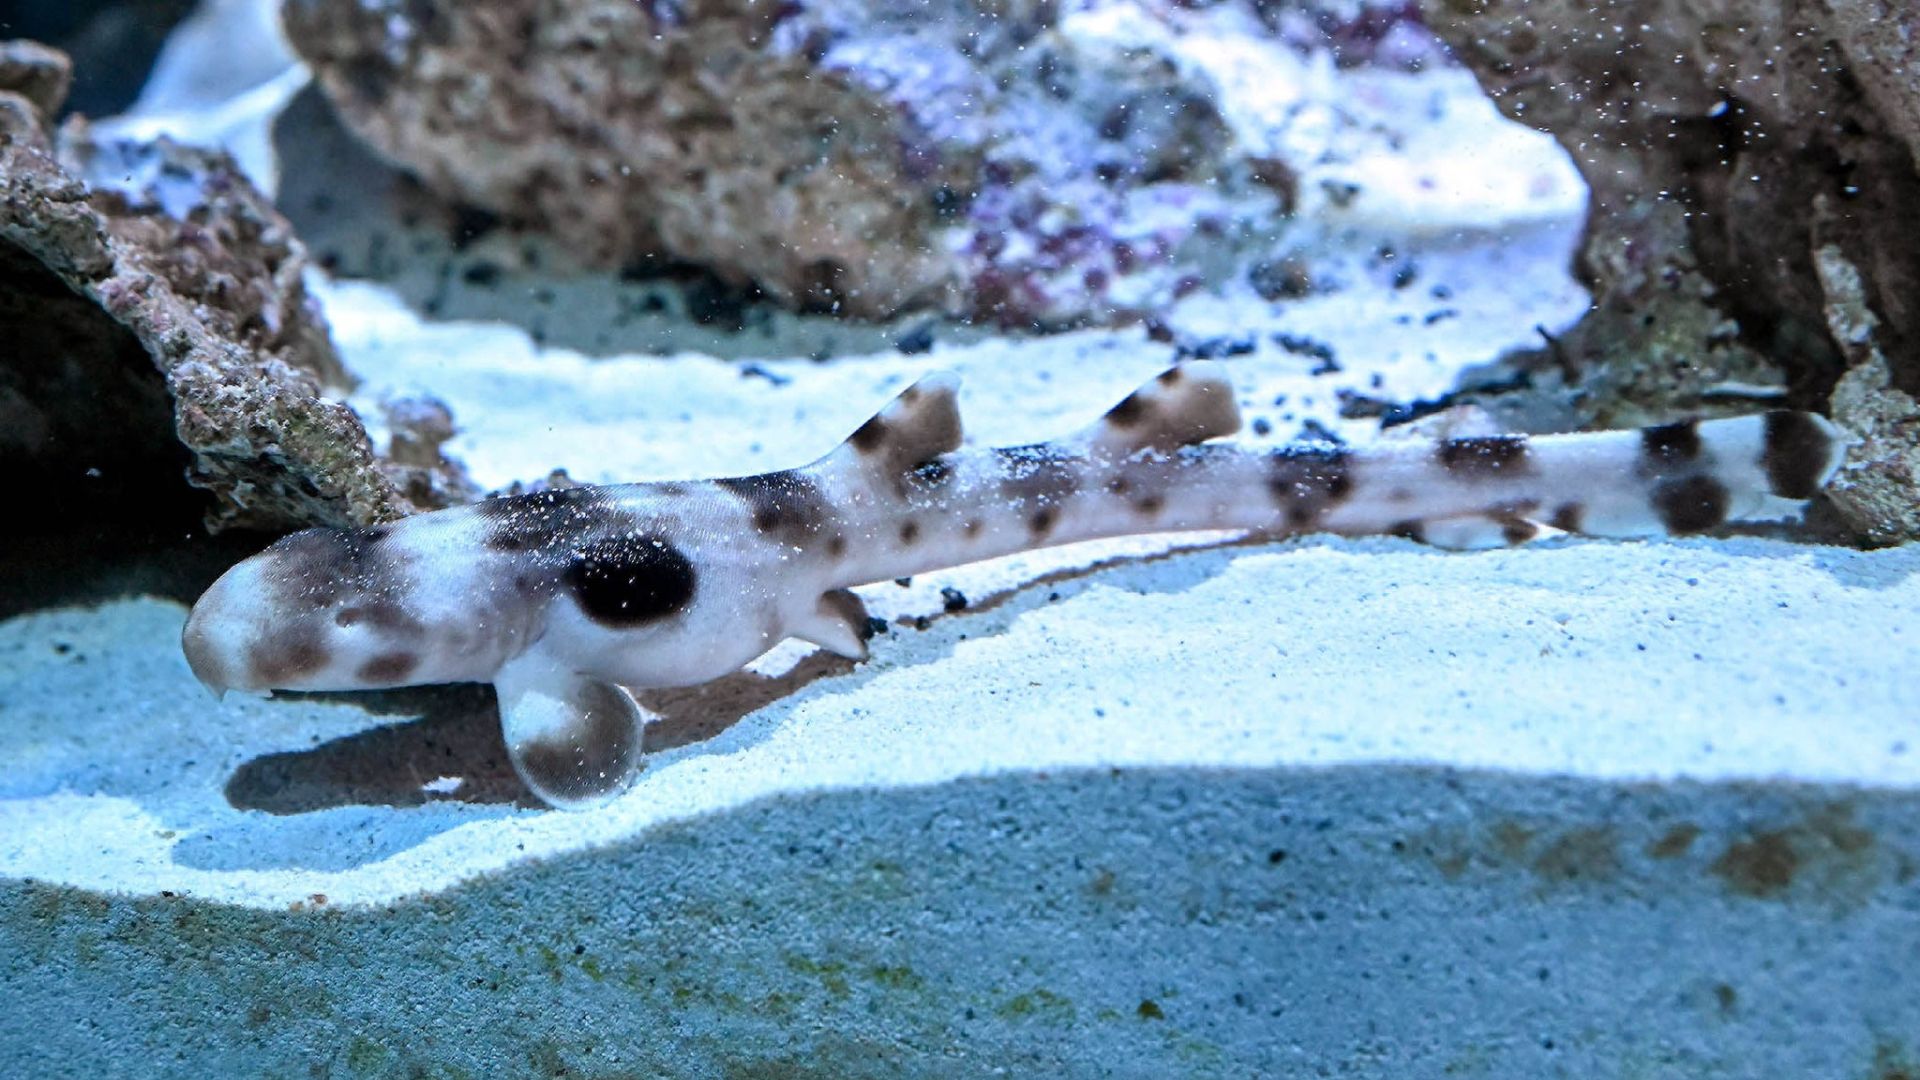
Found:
181,567 -> 247,697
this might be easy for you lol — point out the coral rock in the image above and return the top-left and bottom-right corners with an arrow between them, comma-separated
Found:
0,41 -> 474,532
1421,0 -> 1920,540
0,40 -> 71,124
283,0 -> 1285,326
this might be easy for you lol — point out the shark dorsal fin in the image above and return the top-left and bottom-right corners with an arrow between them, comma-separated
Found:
1086,362 -> 1242,456
825,371 -> 964,477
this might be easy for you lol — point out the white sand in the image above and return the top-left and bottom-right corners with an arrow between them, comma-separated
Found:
3,532 -> 1912,908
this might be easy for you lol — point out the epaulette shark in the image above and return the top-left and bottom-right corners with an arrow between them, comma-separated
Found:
182,363 -> 1846,808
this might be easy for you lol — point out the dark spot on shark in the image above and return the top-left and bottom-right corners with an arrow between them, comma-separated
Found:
1437,435 -> 1532,475
480,486 -> 613,554
850,416 -> 888,453
996,443 -> 1080,509
1267,445 -> 1352,527
910,457 -> 953,487
333,596 -> 421,633
565,535 -> 697,627
266,525 -> 398,608
717,470 -> 832,549
1763,411 -> 1835,499
1499,516 -> 1539,545
357,651 -> 420,685
1639,420 -> 1701,474
248,622 -> 328,685
1105,392 -> 1147,427
1653,475 -> 1730,533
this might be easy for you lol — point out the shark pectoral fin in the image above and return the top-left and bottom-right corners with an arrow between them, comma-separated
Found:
495,657 -> 649,810
791,589 -> 876,661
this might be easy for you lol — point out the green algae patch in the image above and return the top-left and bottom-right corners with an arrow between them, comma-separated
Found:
344,1035 -> 396,1076
868,964 -> 924,992
996,987 -> 1075,1023
783,954 -> 851,999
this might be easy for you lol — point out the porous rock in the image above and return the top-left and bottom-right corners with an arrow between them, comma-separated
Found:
0,39 -> 72,124
0,41 -> 473,532
283,0 -> 1285,327
1815,239 -> 1920,546
1419,0 -> 1920,540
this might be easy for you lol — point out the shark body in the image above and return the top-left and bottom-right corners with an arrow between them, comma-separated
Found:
182,363 -> 1846,807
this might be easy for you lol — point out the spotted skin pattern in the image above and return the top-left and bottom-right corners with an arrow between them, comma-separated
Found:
182,363 -> 1847,808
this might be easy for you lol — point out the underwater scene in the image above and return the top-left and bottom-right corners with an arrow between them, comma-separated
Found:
1,0 -> 1916,1075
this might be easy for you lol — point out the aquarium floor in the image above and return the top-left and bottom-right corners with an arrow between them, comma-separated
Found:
2,536 -> 1917,1077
